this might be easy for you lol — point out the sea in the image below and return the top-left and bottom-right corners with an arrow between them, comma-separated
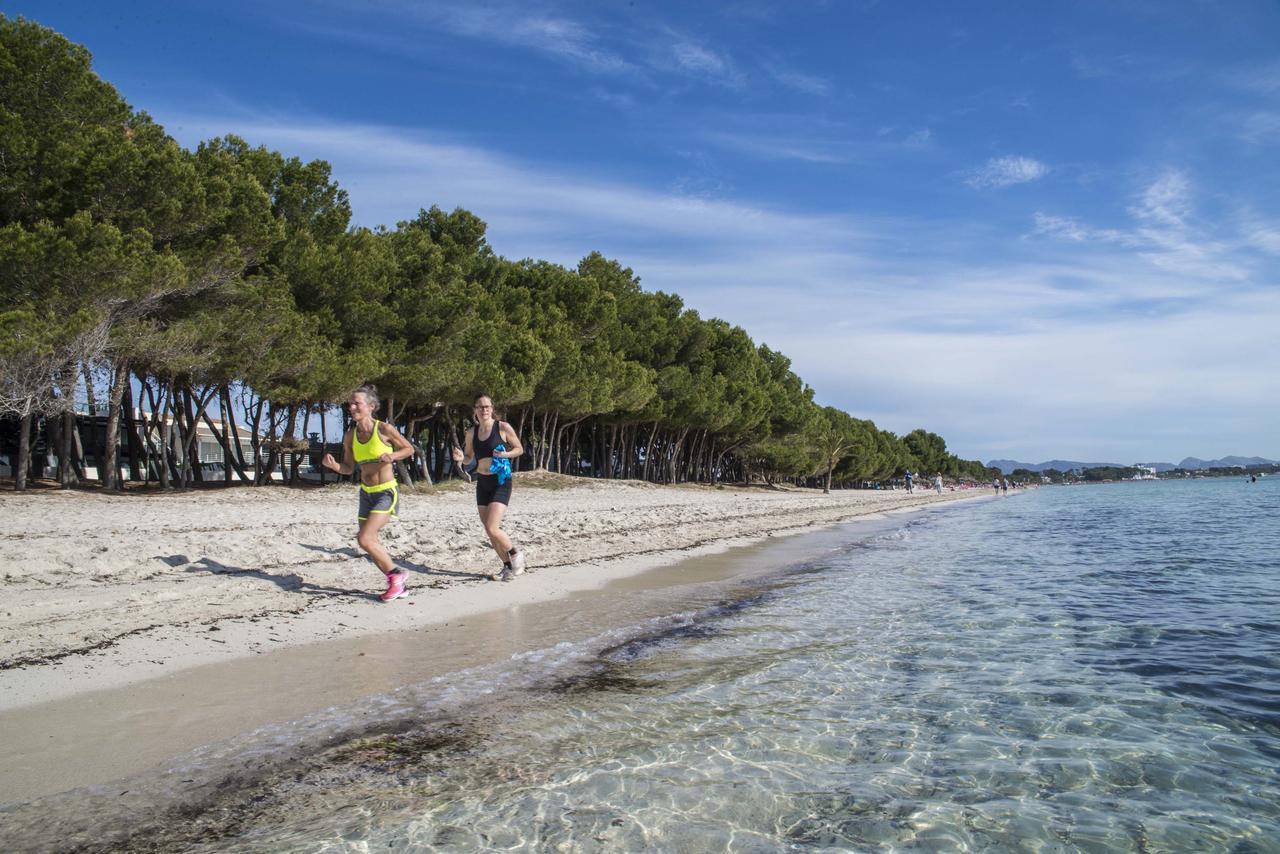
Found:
3,477 -> 1278,852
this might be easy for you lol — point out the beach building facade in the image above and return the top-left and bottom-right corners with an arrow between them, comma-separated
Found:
0,405 -> 308,484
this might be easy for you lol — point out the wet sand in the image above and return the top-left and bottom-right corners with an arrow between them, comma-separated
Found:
0,478 -> 983,804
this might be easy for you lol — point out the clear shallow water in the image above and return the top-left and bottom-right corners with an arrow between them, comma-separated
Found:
6,479 -> 1280,852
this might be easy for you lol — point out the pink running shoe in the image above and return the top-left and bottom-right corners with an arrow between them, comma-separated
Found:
380,570 -> 408,602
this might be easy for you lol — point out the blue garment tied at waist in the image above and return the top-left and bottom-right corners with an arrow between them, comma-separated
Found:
490,444 -> 512,485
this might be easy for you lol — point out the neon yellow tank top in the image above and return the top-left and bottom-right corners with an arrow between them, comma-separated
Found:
352,421 -> 394,464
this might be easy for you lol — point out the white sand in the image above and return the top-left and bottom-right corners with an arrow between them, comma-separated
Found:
0,475 -> 981,712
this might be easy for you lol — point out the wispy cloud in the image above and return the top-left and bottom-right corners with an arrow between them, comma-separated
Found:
1036,170 -> 1250,283
902,128 -> 933,148
303,0 -> 637,75
700,130 -> 852,164
1032,213 -> 1130,245
654,28 -> 744,87
1132,170 -> 1190,227
1069,51 -> 1139,80
423,3 -> 634,73
163,111 -> 868,255
670,39 -> 729,75
161,110 -> 1280,460
1242,217 -> 1280,255
586,87 -> 638,111
1240,111 -> 1280,144
1223,58 -> 1280,94
964,156 -> 1050,189
761,58 -> 832,96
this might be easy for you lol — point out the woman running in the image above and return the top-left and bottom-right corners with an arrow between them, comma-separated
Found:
321,384 -> 416,601
451,394 -> 527,581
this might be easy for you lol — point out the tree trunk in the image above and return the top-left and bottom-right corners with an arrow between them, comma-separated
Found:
317,406 -> 328,486
569,422 -> 582,476
102,359 -> 129,490
407,415 -> 432,487
625,424 -> 636,480
712,440 -> 744,486
122,375 -> 144,482
14,411 -> 32,491
152,382 -> 171,489
290,407 -> 311,484
222,386 -> 250,475
219,389 -> 233,485
248,395 -> 266,485
200,407 -> 251,483
142,378 -> 171,488
547,413 -> 560,471
258,404 -> 295,485
667,427 -> 690,484
178,386 -> 201,486
58,408 -> 79,489
71,412 -> 88,482
641,421 -> 659,482
533,410 -> 548,470
83,361 -> 104,482
138,377 -> 160,484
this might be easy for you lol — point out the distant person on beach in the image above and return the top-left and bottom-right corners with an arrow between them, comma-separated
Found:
993,477 -> 1001,494
935,472 -> 943,494
452,394 -> 527,582
1002,478 -> 1009,493
905,470 -> 914,493
321,384 -> 416,602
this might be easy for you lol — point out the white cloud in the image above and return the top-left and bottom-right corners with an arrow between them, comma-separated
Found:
762,60 -> 832,96
1131,170 -> 1190,227
1070,52 -> 1139,80
1240,111 -> 1280,144
964,155 -> 1049,189
163,113 -> 867,254
656,30 -> 743,86
903,129 -> 933,148
161,111 -> 1280,461
1038,171 -> 1252,283
1243,219 -> 1280,255
313,1 -> 755,88
1032,213 -> 1129,245
1223,58 -> 1280,94
670,40 -> 729,75
700,130 -> 852,164
305,0 -> 637,75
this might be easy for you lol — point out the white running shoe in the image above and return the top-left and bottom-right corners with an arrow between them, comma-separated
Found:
510,550 -> 527,576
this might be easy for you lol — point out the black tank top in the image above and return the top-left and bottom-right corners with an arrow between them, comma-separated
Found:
473,421 -> 504,460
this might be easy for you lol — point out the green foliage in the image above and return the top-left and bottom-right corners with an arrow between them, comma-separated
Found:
2,16 -> 987,490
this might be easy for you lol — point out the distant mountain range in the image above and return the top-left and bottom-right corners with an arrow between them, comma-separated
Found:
988,456 -> 1277,474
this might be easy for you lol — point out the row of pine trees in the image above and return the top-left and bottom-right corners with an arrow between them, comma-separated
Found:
0,16 -> 995,493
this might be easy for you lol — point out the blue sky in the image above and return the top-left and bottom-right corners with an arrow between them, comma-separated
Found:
14,0 -> 1280,464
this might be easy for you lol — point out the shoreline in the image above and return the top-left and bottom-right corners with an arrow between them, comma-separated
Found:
0,478 -> 988,803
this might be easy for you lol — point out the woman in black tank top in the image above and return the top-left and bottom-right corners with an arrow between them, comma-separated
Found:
452,394 -> 527,581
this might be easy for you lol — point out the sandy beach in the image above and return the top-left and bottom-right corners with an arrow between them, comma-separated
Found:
0,476 -> 981,804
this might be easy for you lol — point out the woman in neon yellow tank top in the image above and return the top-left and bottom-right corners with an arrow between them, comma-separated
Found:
321,384 -> 415,602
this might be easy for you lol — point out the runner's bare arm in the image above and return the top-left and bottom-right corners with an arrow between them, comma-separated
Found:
322,429 -> 356,475
377,422 -> 416,464
495,422 -> 523,459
